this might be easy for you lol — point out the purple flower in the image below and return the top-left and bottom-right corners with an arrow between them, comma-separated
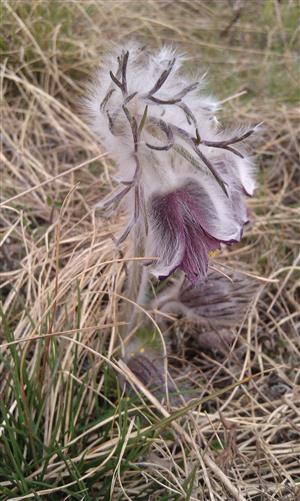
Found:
148,176 -> 250,284
85,44 -> 257,284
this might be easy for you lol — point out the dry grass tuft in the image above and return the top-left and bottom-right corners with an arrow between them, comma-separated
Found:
1,1 -> 299,500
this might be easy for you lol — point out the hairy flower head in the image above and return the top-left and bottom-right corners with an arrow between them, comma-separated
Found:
153,270 -> 258,352
84,43 -> 258,284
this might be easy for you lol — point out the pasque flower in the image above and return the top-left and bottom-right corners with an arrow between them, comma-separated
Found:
148,174 -> 248,284
152,269 -> 258,346
85,43 -> 257,284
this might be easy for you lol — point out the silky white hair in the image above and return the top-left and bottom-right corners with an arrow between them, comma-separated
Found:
84,43 -> 220,188
84,42 -> 257,257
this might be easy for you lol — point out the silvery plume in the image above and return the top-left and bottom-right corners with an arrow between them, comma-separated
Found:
85,43 -> 258,285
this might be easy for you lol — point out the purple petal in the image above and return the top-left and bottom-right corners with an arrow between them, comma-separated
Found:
149,190 -> 186,279
174,180 -> 242,243
148,182 -> 221,283
180,224 -> 220,284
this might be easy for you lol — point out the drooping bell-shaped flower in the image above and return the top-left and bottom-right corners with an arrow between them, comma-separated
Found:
84,43 -> 258,284
147,174 -> 251,284
152,270 -> 258,352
